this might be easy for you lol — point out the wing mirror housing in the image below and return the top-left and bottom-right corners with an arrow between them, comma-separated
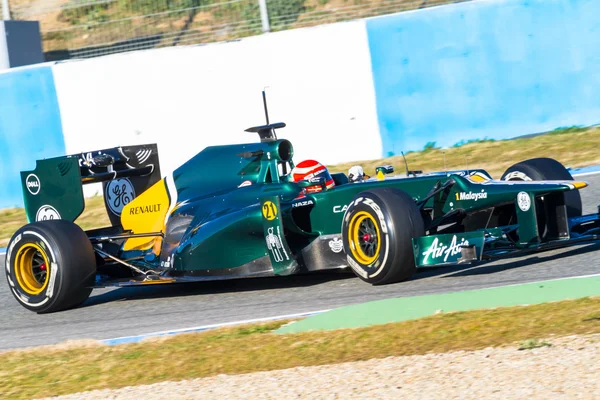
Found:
376,165 -> 394,180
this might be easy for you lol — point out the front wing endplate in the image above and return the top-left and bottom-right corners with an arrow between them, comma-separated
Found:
413,231 -> 485,268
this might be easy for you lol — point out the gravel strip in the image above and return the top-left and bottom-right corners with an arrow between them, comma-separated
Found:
42,334 -> 600,400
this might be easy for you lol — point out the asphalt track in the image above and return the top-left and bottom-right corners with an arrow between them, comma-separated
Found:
2,174 -> 600,351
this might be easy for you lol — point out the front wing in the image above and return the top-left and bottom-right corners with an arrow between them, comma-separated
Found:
413,212 -> 600,268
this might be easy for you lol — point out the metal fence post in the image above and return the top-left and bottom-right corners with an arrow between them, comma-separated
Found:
2,0 -> 10,21
258,0 -> 270,33
2,0 -> 10,20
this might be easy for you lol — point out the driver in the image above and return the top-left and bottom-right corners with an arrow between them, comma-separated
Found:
291,159 -> 335,193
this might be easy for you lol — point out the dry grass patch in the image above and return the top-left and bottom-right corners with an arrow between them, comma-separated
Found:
329,126 -> 600,178
1,297 -> 600,399
0,196 -> 110,247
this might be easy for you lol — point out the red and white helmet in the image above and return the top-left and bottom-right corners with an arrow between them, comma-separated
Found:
291,159 -> 335,193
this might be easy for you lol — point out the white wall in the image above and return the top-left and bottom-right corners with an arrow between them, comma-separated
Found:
52,20 -> 380,179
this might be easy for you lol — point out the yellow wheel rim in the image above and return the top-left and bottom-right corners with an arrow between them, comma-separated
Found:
14,243 -> 50,295
348,211 -> 381,265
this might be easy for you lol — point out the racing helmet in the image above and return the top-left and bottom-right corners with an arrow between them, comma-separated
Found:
348,165 -> 367,182
291,159 -> 335,193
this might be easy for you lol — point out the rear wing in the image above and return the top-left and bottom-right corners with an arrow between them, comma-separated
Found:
20,144 -> 161,227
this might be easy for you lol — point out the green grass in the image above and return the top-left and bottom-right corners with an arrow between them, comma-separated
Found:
1,296 -> 599,399
518,338 -> 552,350
1,125 -> 600,247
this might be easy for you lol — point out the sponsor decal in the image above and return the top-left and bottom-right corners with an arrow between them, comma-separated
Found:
347,256 -> 368,278
79,151 -> 115,168
307,172 -> 325,182
36,205 -> 61,221
363,198 -> 388,234
328,238 -> 343,253
161,255 -> 173,269
238,180 -> 252,188
262,201 -> 278,221
105,178 -> 135,216
504,171 -> 532,181
129,204 -> 161,215
136,149 -> 152,164
46,262 -> 58,298
79,152 -> 94,167
517,192 -> 531,212
455,190 -> 488,201
333,205 -> 348,214
422,235 -> 469,263
6,234 -> 22,275
265,226 -> 289,262
26,174 -> 41,195
292,199 -> 314,208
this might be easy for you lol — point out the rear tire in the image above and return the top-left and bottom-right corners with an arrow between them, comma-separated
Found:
342,188 -> 424,285
501,157 -> 582,218
5,220 -> 96,313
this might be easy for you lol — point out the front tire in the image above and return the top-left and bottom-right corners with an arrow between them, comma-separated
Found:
342,188 -> 424,285
501,157 -> 582,217
5,220 -> 96,313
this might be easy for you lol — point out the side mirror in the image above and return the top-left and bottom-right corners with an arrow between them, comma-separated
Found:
375,165 -> 394,180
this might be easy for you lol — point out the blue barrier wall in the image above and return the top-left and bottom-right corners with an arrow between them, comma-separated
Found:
0,66 -> 65,208
366,0 -> 600,156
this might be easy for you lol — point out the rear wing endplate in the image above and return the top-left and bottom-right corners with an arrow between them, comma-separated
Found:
20,144 -> 161,226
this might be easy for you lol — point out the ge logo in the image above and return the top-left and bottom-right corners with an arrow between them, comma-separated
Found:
262,201 -> 277,221
105,179 -> 135,216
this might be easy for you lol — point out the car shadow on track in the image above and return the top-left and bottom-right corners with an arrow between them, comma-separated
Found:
83,270 -> 356,308
438,242 -> 600,278
81,242 -> 600,309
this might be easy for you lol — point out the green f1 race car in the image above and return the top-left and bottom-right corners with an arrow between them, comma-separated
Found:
5,97 -> 598,313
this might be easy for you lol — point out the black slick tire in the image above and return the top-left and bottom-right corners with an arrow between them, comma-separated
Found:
341,188 -> 424,285
501,157 -> 582,217
5,220 -> 96,313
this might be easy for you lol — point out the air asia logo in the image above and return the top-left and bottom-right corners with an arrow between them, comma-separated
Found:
26,174 -> 41,195
455,191 -> 487,201
105,179 -> 135,216
328,238 -> 343,253
36,205 -> 61,221
422,236 -> 469,263
129,204 -> 161,215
